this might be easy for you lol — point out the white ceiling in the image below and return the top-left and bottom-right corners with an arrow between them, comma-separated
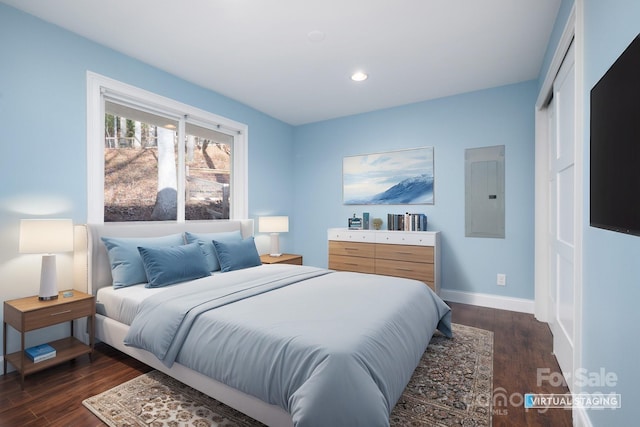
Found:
2,0 -> 561,125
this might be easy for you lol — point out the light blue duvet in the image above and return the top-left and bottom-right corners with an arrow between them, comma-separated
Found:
124,264 -> 451,427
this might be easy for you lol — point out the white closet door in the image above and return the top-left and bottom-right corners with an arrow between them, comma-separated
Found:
548,41 -> 576,385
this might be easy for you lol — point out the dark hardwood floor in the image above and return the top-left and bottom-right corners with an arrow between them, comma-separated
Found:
0,302 -> 573,426
449,302 -> 572,427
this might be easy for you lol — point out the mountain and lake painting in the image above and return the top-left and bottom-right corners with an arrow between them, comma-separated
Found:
343,147 -> 434,205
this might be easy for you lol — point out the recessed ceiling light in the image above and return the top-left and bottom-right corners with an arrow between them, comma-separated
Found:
351,72 -> 368,82
307,30 -> 325,42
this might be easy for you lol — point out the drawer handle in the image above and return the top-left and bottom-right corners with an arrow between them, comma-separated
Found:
50,310 -> 72,316
396,268 -> 414,272
345,248 -> 358,251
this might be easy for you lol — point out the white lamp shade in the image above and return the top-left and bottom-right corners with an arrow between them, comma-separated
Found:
19,219 -> 74,254
258,216 -> 289,233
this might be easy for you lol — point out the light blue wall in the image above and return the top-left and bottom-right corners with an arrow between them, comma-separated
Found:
0,4 -> 294,359
292,81 -> 538,299
581,0 -> 640,425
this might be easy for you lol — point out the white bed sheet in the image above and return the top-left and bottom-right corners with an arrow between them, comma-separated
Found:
95,267 -> 265,325
96,283 -> 167,325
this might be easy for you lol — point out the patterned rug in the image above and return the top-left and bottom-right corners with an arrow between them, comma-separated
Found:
83,323 -> 492,427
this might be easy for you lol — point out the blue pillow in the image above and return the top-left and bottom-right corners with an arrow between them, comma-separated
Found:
184,230 -> 242,271
137,243 -> 211,288
212,237 -> 262,272
101,234 -> 184,288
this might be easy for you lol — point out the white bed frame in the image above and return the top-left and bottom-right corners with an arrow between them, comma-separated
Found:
72,220 -> 294,427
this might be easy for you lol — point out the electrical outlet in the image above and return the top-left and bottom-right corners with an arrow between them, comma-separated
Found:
497,273 -> 506,286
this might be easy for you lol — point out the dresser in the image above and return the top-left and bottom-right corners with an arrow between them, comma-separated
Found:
327,228 -> 440,294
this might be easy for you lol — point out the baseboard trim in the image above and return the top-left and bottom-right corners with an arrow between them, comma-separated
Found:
440,289 -> 535,314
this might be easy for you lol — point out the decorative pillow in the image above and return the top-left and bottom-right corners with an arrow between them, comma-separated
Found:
137,243 -> 211,288
212,237 -> 262,272
101,234 -> 184,288
184,230 -> 242,271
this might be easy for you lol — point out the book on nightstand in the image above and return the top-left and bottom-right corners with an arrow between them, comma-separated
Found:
25,343 -> 56,363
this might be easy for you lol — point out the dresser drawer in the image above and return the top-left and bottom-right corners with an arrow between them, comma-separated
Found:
375,243 -> 433,264
329,254 -> 375,273
23,299 -> 94,331
328,241 -> 375,258
327,229 -> 376,243
375,259 -> 434,285
375,231 -> 437,246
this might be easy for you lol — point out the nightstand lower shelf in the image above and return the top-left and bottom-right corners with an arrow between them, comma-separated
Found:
5,337 -> 92,377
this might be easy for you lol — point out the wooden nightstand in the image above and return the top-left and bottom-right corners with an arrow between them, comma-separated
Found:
3,290 -> 95,388
260,253 -> 303,265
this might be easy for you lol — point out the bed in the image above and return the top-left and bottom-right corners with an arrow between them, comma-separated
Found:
72,220 -> 451,427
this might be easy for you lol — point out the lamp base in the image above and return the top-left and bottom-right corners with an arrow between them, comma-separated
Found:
39,254 -> 59,301
269,233 -> 281,257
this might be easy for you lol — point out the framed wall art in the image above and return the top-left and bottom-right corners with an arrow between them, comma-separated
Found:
343,146 -> 434,205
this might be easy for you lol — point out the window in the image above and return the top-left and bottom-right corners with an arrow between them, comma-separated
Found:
87,72 -> 247,223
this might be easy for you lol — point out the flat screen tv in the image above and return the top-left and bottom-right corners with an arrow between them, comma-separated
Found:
590,33 -> 640,236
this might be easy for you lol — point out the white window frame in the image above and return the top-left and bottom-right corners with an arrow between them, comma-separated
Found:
86,71 -> 248,224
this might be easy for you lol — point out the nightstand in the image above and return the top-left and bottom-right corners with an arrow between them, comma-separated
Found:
260,253 -> 303,265
3,290 -> 95,388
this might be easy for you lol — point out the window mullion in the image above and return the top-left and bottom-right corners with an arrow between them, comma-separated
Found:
177,116 -> 186,222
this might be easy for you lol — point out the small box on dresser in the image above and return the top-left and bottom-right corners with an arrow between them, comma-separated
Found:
327,228 -> 440,294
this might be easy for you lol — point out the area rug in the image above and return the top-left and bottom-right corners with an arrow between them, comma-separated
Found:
83,323 -> 492,427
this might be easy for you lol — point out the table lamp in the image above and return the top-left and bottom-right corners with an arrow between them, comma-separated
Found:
259,216 -> 289,257
19,219 -> 74,300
